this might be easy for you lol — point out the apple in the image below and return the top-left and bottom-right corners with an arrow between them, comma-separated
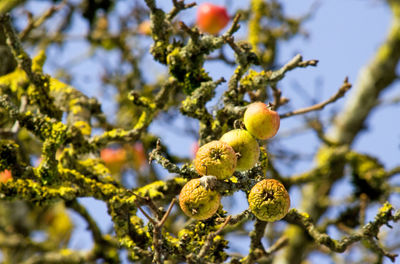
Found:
131,142 -> 147,170
244,102 -> 280,140
179,178 -> 221,220
100,147 -> 127,173
248,179 -> 290,222
190,141 -> 199,159
0,169 -> 12,183
194,140 -> 237,180
220,129 -> 260,171
196,3 -> 229,35
138,20 -> 151,35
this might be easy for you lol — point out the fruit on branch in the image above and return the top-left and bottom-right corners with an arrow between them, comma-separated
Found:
190,141 -> 199,159
220,129 -> 260,171
138,20 -> 151,35
196,3 -> 230,35
244,102 -> 280,140
0,169 -> 12,183
129,142 -> 148,171
179,178 -> 221,220
194,141 -> 237,180
100,147 -> 127,173
248,179 -> 290,222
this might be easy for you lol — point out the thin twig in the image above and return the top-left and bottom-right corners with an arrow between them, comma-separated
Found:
280,77 -> 352,119
149,139 -> 198,179
387,166 -> 400,178
157,198 -> 176,227
269,54 -> 318,83
266,236 -> 289,255
134,200 -> 157,225
196,216 -> 232,260
130,191 -> 161,219
270,83 -> 282,110
19,0 -> 67,41
365,237 -> 398,263
224,13 -> 241,36
10,95 -> 27,134
153,198 -> 177,264
215,210 -> 252,225
133,197 -> 177,264
243,219 -> 267,264
168,0 -> 196,21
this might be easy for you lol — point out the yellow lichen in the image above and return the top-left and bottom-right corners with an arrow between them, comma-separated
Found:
73,121 -> 92,136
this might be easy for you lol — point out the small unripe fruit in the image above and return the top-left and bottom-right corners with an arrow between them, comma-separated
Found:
220,129 -> 260,171
179,178 -> 221,220
194,141 -> 237,180
196,3 -> 229,35
244,102 -> 280,140
248,179 -> 290,222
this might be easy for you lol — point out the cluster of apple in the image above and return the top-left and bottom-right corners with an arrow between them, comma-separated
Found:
179,102 -> 290,222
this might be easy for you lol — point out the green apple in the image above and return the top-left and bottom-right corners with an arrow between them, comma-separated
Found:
220,129 -> 260,171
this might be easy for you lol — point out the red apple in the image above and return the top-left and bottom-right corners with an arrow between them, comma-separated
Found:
138,20 -> 152,35
0,169 -> 12,183
101,148 -> 127,173
244,102 -> 280,140
190,141 -> 199,159
196,3 -> 229,35
131,142 -> 147,170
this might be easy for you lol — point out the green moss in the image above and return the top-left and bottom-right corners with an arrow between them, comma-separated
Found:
177,219 -> 228,262
346,151 -> 388,200
240,69 -> 270,91
378,202 -> 393,217
167,47 -> 211,95
0,140 -> 19,171
77,158 -> 111,176
137,180 -> 166,200
183,68 -> 212,95
134,110 -> 152,130
0,67 -> 29,93
248,0 -> 263,52
32,50 -> 46,72
72,121 -> 92,136
259,146 -> 268,175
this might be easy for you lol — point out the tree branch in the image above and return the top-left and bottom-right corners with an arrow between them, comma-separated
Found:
284,204 -> 399,262
280,77 -> 352,119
